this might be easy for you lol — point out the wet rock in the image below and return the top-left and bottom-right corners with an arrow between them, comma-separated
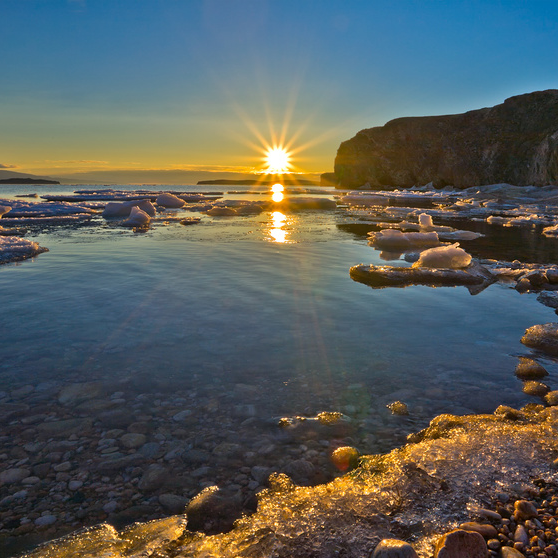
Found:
515,357 -> 548,380
97,453 -> 145,473
514,499 -> 539,519
501,548 -> 527,558
186,486 -> 243,534
372,539 -> 419,558
521,323 -> 558,356
37,418 -> 93,436
120,433 -> 146,449
545,391 -> 558,406
537,292 -> 558,309
158,493 -> 189,514
522,381 -> 551,397
68,480 -> 83,491
0,468 -> 31,484
138,442 -> 164,459
251,466 -> 272,484
435,529 -> 488,558
283,459 -> 315,484
172,410 -> 192,422
97,410 -> 133,429
514,524 -> 530,545
459,522 -> 498,538
331,446 -> 360,472
0,402 -> 30,422
58,382 -> 104,405
138,465 -> 168,492
387,401 -> 409,415
34,514 -> 57,527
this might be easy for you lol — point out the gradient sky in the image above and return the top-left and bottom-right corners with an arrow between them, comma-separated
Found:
2,0 -> 558,180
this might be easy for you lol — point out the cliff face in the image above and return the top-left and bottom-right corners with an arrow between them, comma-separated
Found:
333,90 -> 558,189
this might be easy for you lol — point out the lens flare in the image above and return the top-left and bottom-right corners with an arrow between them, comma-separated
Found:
265,147 -> 291,174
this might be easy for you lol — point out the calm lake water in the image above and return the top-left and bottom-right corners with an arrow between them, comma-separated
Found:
1,184 -> 554,420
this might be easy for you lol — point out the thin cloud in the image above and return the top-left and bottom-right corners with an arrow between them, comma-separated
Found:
0,163 -> 19,169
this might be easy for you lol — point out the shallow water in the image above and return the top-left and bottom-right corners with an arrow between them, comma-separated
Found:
1,185 -> 553,417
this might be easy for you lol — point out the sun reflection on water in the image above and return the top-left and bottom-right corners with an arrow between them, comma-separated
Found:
271,183 -> 284,203
269,210 -> 288,243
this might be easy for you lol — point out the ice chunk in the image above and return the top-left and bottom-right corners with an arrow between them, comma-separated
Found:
368,229 -> 440,251
156,193 -> 185,208
543,224 -> 558,237
0,205 -> 12,217
102,199 -> 155,218
412,243 -> 472,269
418,213 -> 434,230
0,235 -> 48,264
122,206 -> 151,227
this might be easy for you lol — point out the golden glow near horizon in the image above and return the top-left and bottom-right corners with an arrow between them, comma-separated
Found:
264,146 -> 291,174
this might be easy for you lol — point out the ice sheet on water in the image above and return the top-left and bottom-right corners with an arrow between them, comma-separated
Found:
0,198 -> 95,218
368,229 -> 441,251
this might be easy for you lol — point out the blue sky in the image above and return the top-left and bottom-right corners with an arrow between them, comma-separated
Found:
2,0 -> 558,180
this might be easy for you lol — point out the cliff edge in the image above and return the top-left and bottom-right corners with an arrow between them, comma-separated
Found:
331,89 -> 558,189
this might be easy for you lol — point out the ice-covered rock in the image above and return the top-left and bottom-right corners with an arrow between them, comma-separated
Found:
368,229 -> 440,251
350,261 -> 494,292
412,243 -> 472,269
155,193 -> 185,208
521,323 -> 558,356
102,199 -> 155,218
0,236 -> 49,264
122,206 -> 151,227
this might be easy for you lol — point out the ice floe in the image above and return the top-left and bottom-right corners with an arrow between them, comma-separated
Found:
0,236 -> 48,264
368,229 -> 441,251
0,198 -> 95,218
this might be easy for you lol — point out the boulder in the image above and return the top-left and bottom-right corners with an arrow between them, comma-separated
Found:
435,529 -> 488,558
372,539 -> 418,558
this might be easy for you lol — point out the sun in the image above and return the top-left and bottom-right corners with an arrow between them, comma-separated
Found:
265,147 -> 291,174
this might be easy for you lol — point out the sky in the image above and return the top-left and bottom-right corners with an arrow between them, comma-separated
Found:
2,0 -> 558,183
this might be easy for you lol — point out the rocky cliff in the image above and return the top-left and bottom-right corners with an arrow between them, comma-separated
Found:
332,89 -> 558,189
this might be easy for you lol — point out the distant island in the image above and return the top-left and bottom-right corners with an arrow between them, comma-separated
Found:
197,179 -> 319,186
0,178 -> 60,185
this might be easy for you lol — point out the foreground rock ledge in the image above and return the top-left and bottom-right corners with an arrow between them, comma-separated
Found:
23,406 -> 558,557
